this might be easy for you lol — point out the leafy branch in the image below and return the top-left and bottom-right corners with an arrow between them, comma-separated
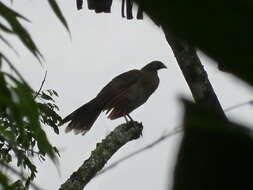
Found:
0,1 -> 67,188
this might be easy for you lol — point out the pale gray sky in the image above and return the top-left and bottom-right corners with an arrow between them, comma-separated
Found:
2,0 -> 253,190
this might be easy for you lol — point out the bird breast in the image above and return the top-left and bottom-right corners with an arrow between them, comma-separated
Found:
125,71 -> 160,112
134,71 -> 159,101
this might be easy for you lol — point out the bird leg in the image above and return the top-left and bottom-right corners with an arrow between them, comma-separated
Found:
124,115 -> 129,123
126,114 -> 140,128
126,114 -> 142,136
124,114 -> 142,135
126,114 -> 134,122
124,114 -> 134,124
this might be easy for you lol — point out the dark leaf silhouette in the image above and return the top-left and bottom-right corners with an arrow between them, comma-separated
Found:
48,0 -> 70,32
133,0 -> 253,86
78,0 -> 253,86
0,0 -> 66,188
173,100 -> 253,190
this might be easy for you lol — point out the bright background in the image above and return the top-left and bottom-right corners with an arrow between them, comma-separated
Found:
2,0 -> 253,189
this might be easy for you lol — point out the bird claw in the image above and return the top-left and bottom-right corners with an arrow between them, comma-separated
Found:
125,119 -> 134,125
136,122 -> 143,137
125,120 -> 142,129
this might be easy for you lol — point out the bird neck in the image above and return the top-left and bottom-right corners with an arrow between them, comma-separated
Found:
141,67 -> 158,74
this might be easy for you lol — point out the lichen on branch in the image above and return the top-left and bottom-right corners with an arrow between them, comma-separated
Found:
59,122 -> 143,190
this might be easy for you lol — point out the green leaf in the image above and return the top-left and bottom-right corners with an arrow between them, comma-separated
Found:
0,2 -> 30,22
0,2 -> 42,61
52,90 -> 59,97
0,22 -> 13,33
0,55 -> 22,80
37,102 -> 61,134
47,0 -> 70,32
0,172 -> 13,190
41,92 -> 54,102
53,146 -> 60,157
0,34 -> 19,55
11,180 -> 27,190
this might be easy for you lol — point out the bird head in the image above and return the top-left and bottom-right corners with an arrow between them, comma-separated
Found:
141,61 -> 167,72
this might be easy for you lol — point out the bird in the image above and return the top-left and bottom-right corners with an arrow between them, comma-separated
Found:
60,61 -> 167,135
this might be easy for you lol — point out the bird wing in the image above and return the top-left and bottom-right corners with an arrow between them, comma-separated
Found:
95,69 -> 142,106
103,71 -> 160,119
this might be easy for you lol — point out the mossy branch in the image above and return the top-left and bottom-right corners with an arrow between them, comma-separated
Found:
59,122 -> 143,190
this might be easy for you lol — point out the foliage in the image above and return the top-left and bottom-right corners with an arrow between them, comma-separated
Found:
0,0 -> 67,189
37,89 -> 61,135
0,1 -> 69,62
174,100 -> 253,190
0,2 -> 41,60
0,60 -> 62,188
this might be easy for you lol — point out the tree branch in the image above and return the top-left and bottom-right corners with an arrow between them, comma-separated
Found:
224,99 -> 253,112
163,29 -> 227,120
59,122 -> 143,190
93,100 -> 246,177
75,1 -> 226,118
96,126 -> 182,177
33,71 -> 47,99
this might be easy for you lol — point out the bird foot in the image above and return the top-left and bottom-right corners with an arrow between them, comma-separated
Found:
124,119 -> 137,126
126,120 -> 142,129
131,121 -> 143,137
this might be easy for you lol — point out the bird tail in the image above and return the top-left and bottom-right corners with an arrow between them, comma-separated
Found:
60,98 -> 102,135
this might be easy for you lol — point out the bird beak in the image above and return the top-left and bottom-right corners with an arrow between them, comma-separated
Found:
162,64 -> 167,69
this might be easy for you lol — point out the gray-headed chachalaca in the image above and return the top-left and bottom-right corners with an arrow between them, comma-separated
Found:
60,61 -> 166,135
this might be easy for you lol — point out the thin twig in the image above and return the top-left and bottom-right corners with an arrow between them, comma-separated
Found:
97,99 -> 253,177
224,100 -> 253,112
96,126 -> 183,177
33,71 -> 47,99
0,53 -> 27,84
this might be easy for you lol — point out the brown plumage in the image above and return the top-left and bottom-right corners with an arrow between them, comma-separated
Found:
60,61 -> 166,135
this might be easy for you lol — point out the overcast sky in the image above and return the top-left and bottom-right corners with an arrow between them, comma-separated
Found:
3,0 -> 253,190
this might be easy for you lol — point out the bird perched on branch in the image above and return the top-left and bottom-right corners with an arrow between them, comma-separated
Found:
60,61 -> 166,135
